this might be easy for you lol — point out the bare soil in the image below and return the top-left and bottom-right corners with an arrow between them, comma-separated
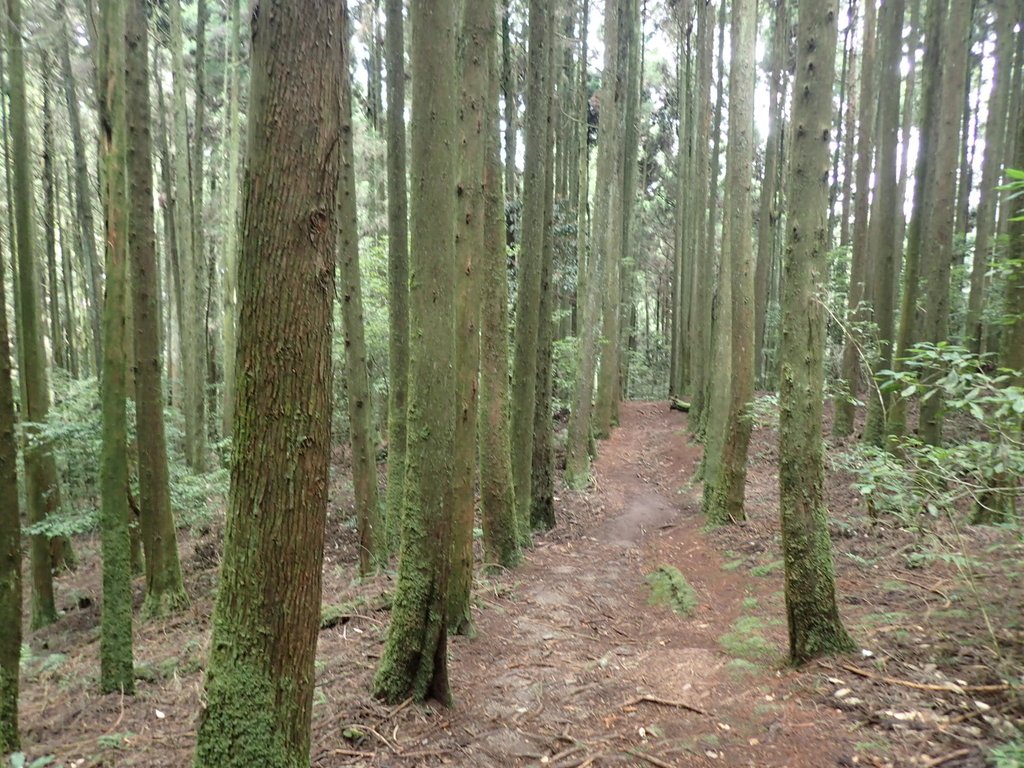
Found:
15,401 -> 1024,767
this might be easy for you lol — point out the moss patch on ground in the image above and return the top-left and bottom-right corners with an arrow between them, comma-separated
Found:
646,565 -> 698,616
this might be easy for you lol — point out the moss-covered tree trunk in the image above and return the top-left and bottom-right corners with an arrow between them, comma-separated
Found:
7,0 -> 69,628
510,0 -> 550,534
168,0 -> 206,471
372,0 -> 457,706
126,0 -> 187,617
779,0 -> 856,666
833,0 -> 877,438
384,0 -> 409,550
338,12 -> 383,577
703,0 -> 756,524
450,0 -> 491,633
480,8 -> 521,567
0,169 -> 21,752
192,2 -> 342,764
98,0 -> 135,694
221,0 -> 242,438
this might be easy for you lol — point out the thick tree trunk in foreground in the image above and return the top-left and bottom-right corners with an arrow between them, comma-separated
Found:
98,0 -> 135,694
384,0 -> 409,548
222,0 -> 242,438
779,0 -> 856,665
192,1 -> 342,763
372,0 -> 458,706
127,0 -> 187,617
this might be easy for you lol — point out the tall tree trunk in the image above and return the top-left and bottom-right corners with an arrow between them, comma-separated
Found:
565,0 -> 622,487
966,0 -> 1014,354
862,0 -> 905,446
7,0 -> 70,629
60,161 -> 81,378
384,0 -> 410,548
918,0 -> 971,444
754,0 -> 787,386
222,0 -> 242,437
833,0 -> 876,437
703,0 -> 757,524
338,10 -> 383,578
98,0 -> 135,694
372,0 -> 458,706
127,0 -> 187,617
56,0 -> 103,373
510,0 -> 550,532
42,62 -> 65,372
192,1 -> 343,762
168,0 -> 206,471
780,0 -> 855,665
480,0 -> 520,569
0,131 -> 21,753
502,0 -> 519,201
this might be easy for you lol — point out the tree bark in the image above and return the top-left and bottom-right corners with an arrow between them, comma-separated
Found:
193,0 -> 343,762
780,0 -> 856,665
222,0 -> 242,438
127,0 -> 187,617
372,0 -> 458,706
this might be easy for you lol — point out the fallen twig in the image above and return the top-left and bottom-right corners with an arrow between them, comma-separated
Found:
621,694 -> 709,716
841,663 -> 1009,694
625,749 -> 677,768
921,748 -> 972,767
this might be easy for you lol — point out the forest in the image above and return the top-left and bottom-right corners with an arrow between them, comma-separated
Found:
0,0 -> 1022,765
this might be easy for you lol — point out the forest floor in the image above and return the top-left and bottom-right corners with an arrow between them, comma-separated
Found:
15,401 -> 1024,767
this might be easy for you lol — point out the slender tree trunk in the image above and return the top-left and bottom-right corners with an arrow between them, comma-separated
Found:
862,0 -> 905,446
56,0 -> 103,372
7,0 -> 70,628
754,0 -> 787,386
0,135 -> 21,752
918,0 -> 971,444
833,0 -> 876,437
384,0 -> 410,549
480,0 -> 520,569
450,0 -> 490,632
42,62 -> 65,372
703,0 -> 756,524
966,0 -> 1013,354
510,0 -> 550,532
372,0 -> 458,706
168,0 -> 206,471
98,0 -> 135,694
221,0 -> 242,438
338,10 -> 383,578
60,161 -> 80,378
565,0 -> 622,487
503,0 -> 519,201
193,1 -> 343,762
780,0 -> 856,665
127,0 -> 187,617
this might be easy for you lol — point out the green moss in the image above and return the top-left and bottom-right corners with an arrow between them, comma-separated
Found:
645,565 -> 697,615
741,597 -> 759,611
719,616 -> 775,660
725,658 -> 760,679
194,658 -> 295,768
721,558 -> 746,572
750,560 -> 784,577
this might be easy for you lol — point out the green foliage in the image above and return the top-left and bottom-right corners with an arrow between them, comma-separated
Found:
991,740 -> 1024,767
24,374 -> 228,538
7,755 -> 56,768
743,393 -> 780,430
719,616 -> 775,660
840,344 -> 1024,524
551,336 -> 579,414
645,565 -> 697,615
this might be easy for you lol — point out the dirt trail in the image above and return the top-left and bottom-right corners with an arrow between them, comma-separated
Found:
394,401 -> 855,767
